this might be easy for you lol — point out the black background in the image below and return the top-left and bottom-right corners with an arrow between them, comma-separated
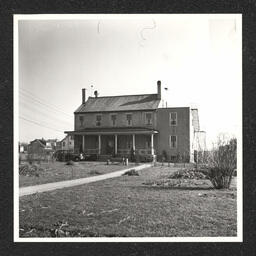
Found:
0,0 -> 256,255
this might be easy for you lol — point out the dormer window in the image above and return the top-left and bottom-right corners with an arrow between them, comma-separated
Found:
170,112 -> 177,126
126,113 -> 132,126
145,112 -> 152,125
110,114 -> 117,126
96,114 -> 102,126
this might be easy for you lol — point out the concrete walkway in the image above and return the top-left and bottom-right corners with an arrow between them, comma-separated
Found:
20,163 -> 151,197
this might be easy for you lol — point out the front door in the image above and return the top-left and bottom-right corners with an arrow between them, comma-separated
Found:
106,137 -> 115,155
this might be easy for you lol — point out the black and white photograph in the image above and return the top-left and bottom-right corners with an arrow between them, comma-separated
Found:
14,14 -> 242,242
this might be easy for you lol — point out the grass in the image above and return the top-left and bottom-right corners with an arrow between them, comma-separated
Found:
19,161 -> 130,187
19,165 -> 237,237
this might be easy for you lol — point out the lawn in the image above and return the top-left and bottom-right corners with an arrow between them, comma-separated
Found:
19,165 -> 237,237
19,161 -> 130,187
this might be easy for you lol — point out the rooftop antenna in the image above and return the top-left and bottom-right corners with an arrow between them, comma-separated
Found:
164,87 -> 168,108
91,85 -> 93,97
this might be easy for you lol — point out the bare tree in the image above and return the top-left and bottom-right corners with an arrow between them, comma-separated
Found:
206,134 -> 237,189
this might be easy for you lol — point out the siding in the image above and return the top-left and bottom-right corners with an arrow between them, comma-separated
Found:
156,107 -> 190,161
74,111 -> 156,130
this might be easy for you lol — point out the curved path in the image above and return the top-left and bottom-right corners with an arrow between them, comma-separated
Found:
19,163 -> 151,197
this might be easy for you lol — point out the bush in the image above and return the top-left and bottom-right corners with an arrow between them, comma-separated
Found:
161,150 -> 167,162
122,169 -> 139,176
19,163 -> 43,177
206,136 -> 237,189
169,169 -> 207,180
66,160 -> 74,165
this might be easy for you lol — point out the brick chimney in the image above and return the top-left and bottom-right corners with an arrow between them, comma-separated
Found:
82,88 -> 86,104
157,80 -> 161,100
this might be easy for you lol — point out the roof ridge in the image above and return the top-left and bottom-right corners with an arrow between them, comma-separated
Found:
87,93 -> 157,99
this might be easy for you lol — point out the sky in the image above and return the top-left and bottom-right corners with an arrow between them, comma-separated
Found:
17,14 -> 242,148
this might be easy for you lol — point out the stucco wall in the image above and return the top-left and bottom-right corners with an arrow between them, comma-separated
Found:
156,107 -> 190,162
74,111 -> 157,130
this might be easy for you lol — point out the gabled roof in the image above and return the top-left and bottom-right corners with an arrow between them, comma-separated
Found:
30,139 -> 46,147
75,94 -> 160,113
46,139 -> 58,143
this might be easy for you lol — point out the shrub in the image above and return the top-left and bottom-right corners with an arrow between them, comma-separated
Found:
162,150 -> 167,162
19,163 -> 43,177
206,136 -> 237,189
122,169 -> 139,176
169,168 -> 207,180
66,160 -> 74,166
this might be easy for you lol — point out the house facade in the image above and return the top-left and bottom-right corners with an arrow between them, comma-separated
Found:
60,135 -> 74,151
27,139 -> 47,155
27,138 -> 58,159
65,81 -> 204,162
45,139 -> 58,151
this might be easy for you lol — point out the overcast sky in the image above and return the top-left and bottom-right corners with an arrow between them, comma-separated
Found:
17,14 -> 242,148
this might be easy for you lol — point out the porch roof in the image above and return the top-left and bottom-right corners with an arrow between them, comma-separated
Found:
65,127 -> 158,135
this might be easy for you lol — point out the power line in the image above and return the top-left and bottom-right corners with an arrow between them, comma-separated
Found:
19,116 -> 65,133
19,89 -> 73,118
20,100 -> 73,126
20,87 -> 72,114
19,91 -> 73,119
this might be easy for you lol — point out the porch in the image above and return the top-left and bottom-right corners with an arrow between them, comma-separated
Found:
65,128 -> 158,159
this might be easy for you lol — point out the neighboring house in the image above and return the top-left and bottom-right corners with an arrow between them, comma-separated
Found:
65,81 -> 206,162
27,139 -> 47,156
56,141 -> 62,151
19,142 -> 28,153
27,138 -> 57,159
60,135 -> 74,151
45,139 -> 58,151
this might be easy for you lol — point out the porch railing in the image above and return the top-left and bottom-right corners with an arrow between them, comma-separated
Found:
84,148 -> 99,154
118,148 -> 152,155
83,148 -> 152,155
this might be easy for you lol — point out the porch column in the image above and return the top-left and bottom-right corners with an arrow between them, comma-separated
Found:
114,134 -> 118,155
132,134 -> 136,151
82,135 -> 85,152
151,133 -> 154,155
98,135 -> 101,155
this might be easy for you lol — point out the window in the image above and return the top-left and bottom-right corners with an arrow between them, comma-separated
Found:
70,135 -> 74,140
145,112 -> 152,125
170,112 -> 177,126
63,141 -> 66,147
96,115 -> 102,126
79,116 -> 84,127
126,113 -> 132,126
110,114 -> 117,126
170,135 -> 177,148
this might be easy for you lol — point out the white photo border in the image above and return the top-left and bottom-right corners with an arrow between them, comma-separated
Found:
13,13 -> 243,242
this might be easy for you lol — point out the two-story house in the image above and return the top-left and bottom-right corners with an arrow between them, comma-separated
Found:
65,81 -> 204,162
60,135 -> 74,151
